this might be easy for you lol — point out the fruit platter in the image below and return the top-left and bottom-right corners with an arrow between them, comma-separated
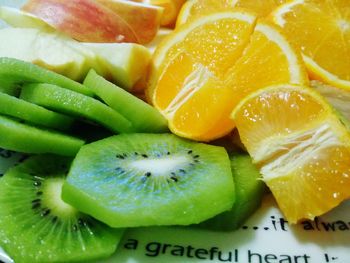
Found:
0,0 -> 349,262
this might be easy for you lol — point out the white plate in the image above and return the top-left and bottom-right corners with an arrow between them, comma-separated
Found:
0,1 -> 349,262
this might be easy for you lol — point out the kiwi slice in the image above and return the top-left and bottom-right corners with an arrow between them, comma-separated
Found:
84,69 -> 168,133
62,133 -> 235,228
20,83 -> 134,134
0,91 -> 74,131
0,155 -> 124,263
199,153 -> 266,231
0,114 -> 84,156
0,82 -> 19,95
0,57 -> 93,96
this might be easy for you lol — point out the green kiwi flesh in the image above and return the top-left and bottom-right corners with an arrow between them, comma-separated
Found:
20,83 -> 134,134
62,133 -> 235,227
83,69 -> 168,133
0,91 -> 74,131
0,155 -> 124,263
0,114 -> 84,156
200,153 -> 265,231
0,57 -> 93,96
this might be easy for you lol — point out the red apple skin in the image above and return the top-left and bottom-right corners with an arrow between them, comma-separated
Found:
96,0 -> 163,44
22,0 -> 138,43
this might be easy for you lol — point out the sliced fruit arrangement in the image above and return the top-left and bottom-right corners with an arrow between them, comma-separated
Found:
22,0 -> 138,43
270,0 -> 350,124
0,0 -> 349,261
0,91 -> 74,131
199,153 -> 265,231
0,57 -> 167,155
62,133 -> 235,227
95,0 -> 164,44
231,84 -> 350,223
84,69 -> 168,133
148,11 -> 308,141
20,0 -> 166,44
271,0 -> 350,90
176,0 -> 286,26
0,155 -> 124,262
0,115 -> 84,156
0,5 -> 55,31
0,56 -> 93,96
0,26 -> 151,88
20,83 -> 134,134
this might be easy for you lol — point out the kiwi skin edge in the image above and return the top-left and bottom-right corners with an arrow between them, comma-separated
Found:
0,155 -> 124,263
198,153 -> 266,231
62,133 -> 236,228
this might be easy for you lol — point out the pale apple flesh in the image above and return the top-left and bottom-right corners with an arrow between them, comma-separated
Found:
96,0 -> 163,44
130,0 -> 186,27
0,6 -> 54,32
22,0 -> 138,43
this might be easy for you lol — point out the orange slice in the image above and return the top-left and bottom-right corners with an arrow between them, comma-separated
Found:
176,0 -> 286,27
148,12 -> 308,141
225,21 -> 309,110
271,0 -> 350,90
231,84 -> 350,223
148,11 -> 258,140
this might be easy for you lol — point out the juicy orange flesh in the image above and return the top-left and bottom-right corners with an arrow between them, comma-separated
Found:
155,52 -> 196,110
169,78 -> 235,139
232,88 -> 325,155
155,51 -> 235,139
232,86 -> 350,222
226,26 -> 308,108
274,1 -> 350,80
179,0 -> 285,23
152,14 -> 258,140
268,145 -> 350,222
163,17 -> 256,78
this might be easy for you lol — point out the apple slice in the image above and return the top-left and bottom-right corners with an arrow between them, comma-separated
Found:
0,27 -> 95,81
0,6 -> 54,32
22,0 -> 138,43
131,0 -> 186,27
82,42 -> 151,90
96,0 -> 163,44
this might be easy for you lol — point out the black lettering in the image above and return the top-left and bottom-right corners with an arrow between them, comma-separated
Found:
218,251 -> 232,262
279,218 -> 288,231
145,242 -> 161,257
264,254 -> 277,262
336,220 -> 349,230
123,239 -> 138,250
295,254 -> 311,263
171,245 -> 185,256
279,255 -> 292,263
186,245 -> 195,258
162,243 -> 171,254
301,220 -> 314,230
321,222 -> 336,231
209,247 -> 219,260
248,250 -> 262,263
195,248 -> 208,260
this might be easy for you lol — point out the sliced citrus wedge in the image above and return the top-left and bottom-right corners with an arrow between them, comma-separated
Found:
231,84 -> 350,223
148,11 -> 257,140
225,21 -> 309,109
271,0 -> 350,89
148,13 -> 308,141
176,0 -> 286,27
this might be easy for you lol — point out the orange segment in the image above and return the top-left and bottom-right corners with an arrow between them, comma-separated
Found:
176,0 -> 286,27
226,22 -> 309,108
149,11 -> 308,141
271,0 -> 350,89
232,84 -> 350,223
